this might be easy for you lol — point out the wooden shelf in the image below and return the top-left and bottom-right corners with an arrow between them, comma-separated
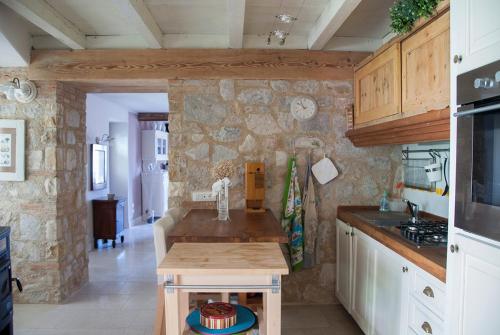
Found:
345,108 -> 450,147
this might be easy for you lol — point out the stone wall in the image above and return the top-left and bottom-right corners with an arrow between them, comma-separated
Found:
55,83 -> 88,300
0,69 -> 87,303
168,79 -> 400,303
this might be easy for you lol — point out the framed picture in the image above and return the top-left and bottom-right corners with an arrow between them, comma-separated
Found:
90,144 -> 108,190
0,120 -> 25,181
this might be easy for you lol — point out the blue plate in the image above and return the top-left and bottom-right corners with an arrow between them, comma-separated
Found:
186,304 -> 256,335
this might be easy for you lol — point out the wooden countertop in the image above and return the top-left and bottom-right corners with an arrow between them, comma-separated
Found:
167,209 -> 288,245
338,206 -> 447,282
157,242 -> 289,276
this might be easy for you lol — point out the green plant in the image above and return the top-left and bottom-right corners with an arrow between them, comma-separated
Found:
390,0 -> 443,34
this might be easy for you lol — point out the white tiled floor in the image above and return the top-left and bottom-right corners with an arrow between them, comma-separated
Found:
14,224 -> 362,335
15,224 -> 157,335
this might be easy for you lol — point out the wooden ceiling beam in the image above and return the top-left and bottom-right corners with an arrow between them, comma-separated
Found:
308,0 -> 362,50
227,0 -> 245,48
0,0 -> 85,49
29,49 -> 369,81
113,0 -> 162,49
137,113 -> 168,122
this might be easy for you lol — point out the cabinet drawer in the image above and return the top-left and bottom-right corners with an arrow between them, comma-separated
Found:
411,268 -> 445,318
409,299 -> 444,335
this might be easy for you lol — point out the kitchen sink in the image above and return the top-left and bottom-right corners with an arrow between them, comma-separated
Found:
352,210 -> 411,227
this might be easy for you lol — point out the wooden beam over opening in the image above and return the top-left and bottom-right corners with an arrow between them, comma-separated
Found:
1,0 -> 86,49
29,49 -> 369,81
308,0 -> 362,50
227,0 -> 245,48
113,0 -> 162,48
138,113 -> 168,122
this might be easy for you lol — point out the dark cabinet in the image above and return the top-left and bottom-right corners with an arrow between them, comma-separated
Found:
92,197 -> 126,248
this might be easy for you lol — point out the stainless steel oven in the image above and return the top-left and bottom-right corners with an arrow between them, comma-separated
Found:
455,59 -> 500,242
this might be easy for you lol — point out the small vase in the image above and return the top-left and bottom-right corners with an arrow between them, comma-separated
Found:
217,188 -> 229,221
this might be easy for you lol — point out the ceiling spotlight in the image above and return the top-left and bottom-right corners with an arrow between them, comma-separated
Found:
275,14 -> 297,23
0,78 -> 37,103
272,30 -> 289,40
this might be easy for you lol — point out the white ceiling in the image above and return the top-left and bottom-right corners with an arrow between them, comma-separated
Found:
0,0 -> 395,56
90,93 -> 169,114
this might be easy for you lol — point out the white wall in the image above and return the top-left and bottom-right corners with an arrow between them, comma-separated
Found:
401,142 -> 450,218
109,122 -> 129,218
85,94 -> 130,250
128,114 -> 142,225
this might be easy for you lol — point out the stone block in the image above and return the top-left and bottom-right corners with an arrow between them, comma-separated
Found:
210,127 -> 241,142
245,114 -> 281,135
237,88 -> 273,105
66,110 -> 80,128
185,143 -> 209,161
270,80 -> 290,92
184,95 -> 228,125
293,80 -> 320,94
28,151 -> 43,171
238,135 -> 256,153
219,80 -> 235,101
212,145 -> 238,163
299,113 -> 331,133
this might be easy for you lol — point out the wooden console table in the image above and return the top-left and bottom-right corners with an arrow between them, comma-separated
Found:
157,243 -> 288,335
92,197 -> 126,248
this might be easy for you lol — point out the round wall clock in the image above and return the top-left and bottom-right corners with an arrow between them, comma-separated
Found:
290,96 -> 318,121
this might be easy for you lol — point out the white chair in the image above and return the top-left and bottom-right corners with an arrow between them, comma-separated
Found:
153,207 -> 186,270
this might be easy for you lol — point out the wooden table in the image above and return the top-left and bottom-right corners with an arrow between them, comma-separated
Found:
157,243 -> 289,335
167,209 -> 288,246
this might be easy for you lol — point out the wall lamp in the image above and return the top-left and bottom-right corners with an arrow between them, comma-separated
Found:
0,78 -> 37,103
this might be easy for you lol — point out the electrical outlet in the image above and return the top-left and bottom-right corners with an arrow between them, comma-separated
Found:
192,191 -> 216,202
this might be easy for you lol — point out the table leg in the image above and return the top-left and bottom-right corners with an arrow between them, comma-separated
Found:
164,275 -> 180,335
178,291 -> 189,330
263,287 -> 281,335
238,293 -> 247,306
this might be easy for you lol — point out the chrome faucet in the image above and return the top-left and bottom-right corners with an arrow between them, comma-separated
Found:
402,198 -> 419,222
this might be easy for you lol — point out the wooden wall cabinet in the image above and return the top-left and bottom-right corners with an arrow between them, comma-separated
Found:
354,44 -> 401,126
402,11 -> 450,117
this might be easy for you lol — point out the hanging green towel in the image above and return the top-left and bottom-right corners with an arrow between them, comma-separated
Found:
281,157 -> 304,272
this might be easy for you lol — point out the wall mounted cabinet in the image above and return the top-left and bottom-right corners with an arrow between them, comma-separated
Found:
354,44 -> 401,126
142,130 -> 168,162
348,3 -> 450,146
453,0 -> 500,75
402,11 -> 450,117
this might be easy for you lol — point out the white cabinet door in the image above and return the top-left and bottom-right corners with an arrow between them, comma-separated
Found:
453,0 -> 500,74
449,234 -> 500,335
372,242 -> 408,335
351,228 -> 376,334
336,219 -> 352,311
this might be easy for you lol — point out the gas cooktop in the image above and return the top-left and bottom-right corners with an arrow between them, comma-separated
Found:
399,220 -> 448,248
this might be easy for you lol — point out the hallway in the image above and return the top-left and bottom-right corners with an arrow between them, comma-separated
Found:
14,225 -> 157,335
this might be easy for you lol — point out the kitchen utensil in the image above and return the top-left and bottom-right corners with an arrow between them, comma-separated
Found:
424,162 -> 442,182
311,156 -> 338,185
442,156 -> 449,196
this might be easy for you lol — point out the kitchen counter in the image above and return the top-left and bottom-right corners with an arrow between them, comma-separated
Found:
338,206 -> 447,282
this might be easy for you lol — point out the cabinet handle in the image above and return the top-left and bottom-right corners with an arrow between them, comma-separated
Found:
402,266 -> 408,273
423,286 -> 434,298
350,231 -> 354,236
421,321 -> 433,334
453,54 -> 463,64
345,231 -> 349,236
450,244 -> 459,253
